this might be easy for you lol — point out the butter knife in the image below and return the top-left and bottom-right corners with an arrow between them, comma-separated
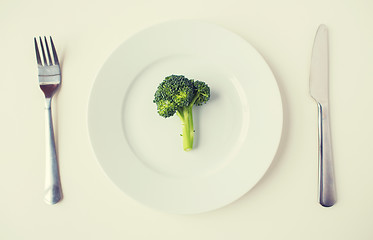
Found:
309,24 -> 336,207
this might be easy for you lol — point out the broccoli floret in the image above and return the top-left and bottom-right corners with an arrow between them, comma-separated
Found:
153,75 -> 210,151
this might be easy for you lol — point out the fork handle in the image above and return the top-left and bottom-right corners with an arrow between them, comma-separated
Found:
317,102 -> 336,207
44,98 -> 63,204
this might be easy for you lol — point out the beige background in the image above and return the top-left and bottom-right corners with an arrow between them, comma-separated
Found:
1,0 -> 372,239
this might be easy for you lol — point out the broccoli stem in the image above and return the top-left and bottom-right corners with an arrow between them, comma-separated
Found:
177,106 -> 194,151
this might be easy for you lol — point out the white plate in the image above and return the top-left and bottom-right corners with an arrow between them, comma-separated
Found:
88,20 -> 283,214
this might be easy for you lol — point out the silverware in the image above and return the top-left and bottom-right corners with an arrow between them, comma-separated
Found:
34,36 -> 63,204
309,25 -> 336,207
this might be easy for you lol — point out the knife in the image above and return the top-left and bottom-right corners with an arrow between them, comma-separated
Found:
309,24 -> 336,207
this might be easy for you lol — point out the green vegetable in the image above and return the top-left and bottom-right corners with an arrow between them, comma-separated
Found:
153,75 -> 210,151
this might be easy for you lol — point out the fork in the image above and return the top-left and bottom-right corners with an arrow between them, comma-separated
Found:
34,36 -> 63,204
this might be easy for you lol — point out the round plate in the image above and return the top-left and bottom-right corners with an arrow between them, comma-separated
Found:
88,20 -> 283,214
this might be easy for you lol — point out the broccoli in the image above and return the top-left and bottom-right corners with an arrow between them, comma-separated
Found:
153,75 -> 210,151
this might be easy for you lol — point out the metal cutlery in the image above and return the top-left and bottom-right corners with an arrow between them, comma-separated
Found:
34,36 -> 63,204
309,25 -> 336,207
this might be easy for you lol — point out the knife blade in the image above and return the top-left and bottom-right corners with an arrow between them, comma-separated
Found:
309,24 -> 336,207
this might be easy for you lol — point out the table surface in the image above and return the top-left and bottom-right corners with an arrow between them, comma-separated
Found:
1,0 -> 373,239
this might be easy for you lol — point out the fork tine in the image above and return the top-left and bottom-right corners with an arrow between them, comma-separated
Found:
34,37 -> 42,65
44,36 -> 53,66
39,36 -> 48,66
50,37 -> 59,66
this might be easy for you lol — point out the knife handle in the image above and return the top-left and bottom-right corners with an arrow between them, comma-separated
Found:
317,102 -> 336,207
